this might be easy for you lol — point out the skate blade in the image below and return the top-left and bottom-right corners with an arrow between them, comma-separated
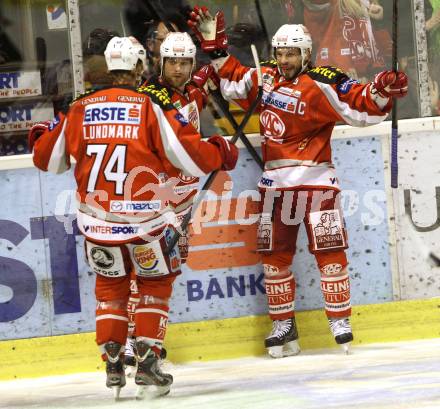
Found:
267,345 -> 284,359
155,385 -> 171,397
267,340 -> 301,358
283,340 -> 301,356
112,386 -> 121,400
136,385 -> 170,399
125,365 -> 137,378
340,342 -> 351,355
136,385 -> 148,400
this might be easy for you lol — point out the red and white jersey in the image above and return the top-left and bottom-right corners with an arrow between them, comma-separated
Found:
141,77 -> 206,216
33,85 -> 223,243
216,55 -> 391,191
303,0 -> 385,77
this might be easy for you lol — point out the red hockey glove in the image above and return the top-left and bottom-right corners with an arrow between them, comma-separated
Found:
28,121 -> 50,152
192,64 -> 221,101
188,6 -> 228,54
373,70 -> 408,98
208,135 -> 238,171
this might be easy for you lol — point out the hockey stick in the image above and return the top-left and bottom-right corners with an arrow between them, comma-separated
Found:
210,89 -> 263,169
165,44 -> 263,254
390,0 -> 398,188
254,0 -> 271,58
144,0 -> 263,169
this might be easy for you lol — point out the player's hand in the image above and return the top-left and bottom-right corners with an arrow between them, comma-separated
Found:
192,64 -> 220,100
188,6 -> 228,54
373,70 -> 408,98
28,121 -> 50,152
208,134 -> 238,171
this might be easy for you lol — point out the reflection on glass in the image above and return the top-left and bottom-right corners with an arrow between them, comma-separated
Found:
0,0 -> 435,156
426,0 -> 440,115
0,1 -> 72,156
83,28 -> 119,90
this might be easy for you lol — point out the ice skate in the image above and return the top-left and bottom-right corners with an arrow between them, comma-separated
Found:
125,338 -> 167,378
328,317 -> 353,354
135,340 -> 173,399
265,317 -> 300,358
124,336 -> 137,377
104,341 -> 126,400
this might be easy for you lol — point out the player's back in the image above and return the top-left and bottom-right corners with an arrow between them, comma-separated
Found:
66,86 -> 167,213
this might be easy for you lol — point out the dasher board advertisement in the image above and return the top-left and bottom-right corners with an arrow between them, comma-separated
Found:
0,138 -> 393,340
0,103 -> 54,133
0,71 -> 42,99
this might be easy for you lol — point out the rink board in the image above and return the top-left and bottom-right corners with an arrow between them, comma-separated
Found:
0,137 -> 393,339
1,297 -> 440,380
1,126 -> 440,381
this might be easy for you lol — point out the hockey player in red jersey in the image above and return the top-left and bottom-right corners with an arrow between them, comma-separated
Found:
29,36 -> 238,397
302,0 -> 387,81
123,31 -> 222,374
188,6 -> 408,357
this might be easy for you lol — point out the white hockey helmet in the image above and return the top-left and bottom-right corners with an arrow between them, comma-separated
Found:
272,24 -> 312,73
160,32 -> 196,74
104,36 -> 147,72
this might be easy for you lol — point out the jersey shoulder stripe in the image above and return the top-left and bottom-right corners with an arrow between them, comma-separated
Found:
71,88 -> 102,104
307,66 -> 349,85
260,59 -> 278,68
138,79 -> 174,111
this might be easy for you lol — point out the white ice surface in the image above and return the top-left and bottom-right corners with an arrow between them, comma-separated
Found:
1,338 -> 440,409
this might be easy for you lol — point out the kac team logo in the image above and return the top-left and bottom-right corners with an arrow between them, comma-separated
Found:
187,104 -> 199,130
260,110 -> 285,139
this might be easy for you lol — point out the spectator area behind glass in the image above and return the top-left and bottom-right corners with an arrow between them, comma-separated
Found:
0,0 -> 435,157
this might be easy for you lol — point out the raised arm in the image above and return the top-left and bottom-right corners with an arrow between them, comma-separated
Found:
188,6 -> 260,110
308,66 -> 408,127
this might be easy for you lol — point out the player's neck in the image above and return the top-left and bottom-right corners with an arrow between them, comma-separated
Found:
161,77 -> 186,94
